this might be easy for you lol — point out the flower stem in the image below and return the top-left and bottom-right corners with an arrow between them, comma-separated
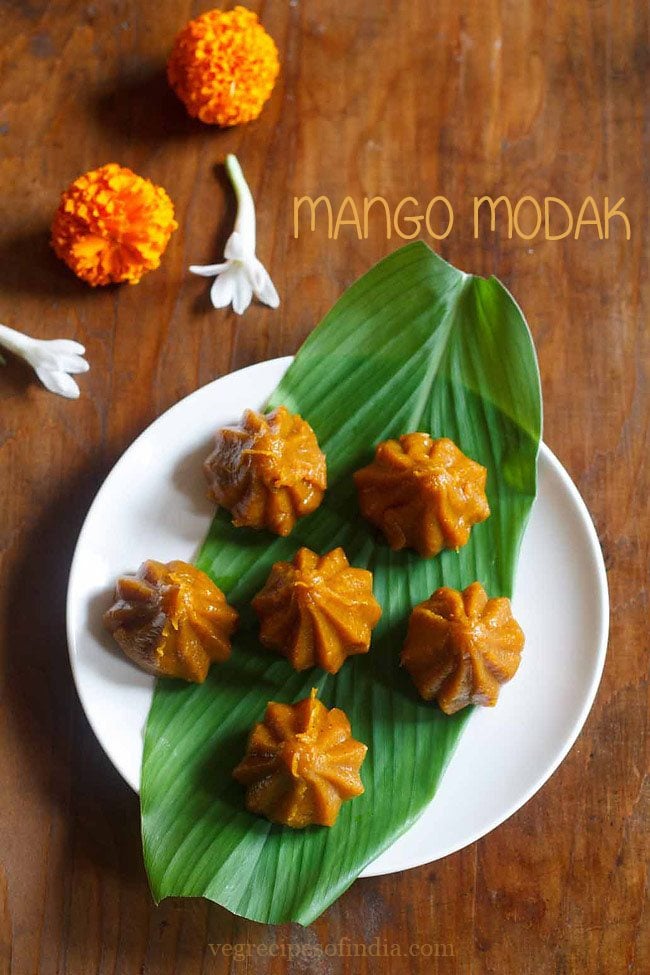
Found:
225,154 -> 256,252
0,323 -> 31,357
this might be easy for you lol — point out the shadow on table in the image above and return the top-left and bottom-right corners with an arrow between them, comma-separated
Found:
1,463 -> 138,853
0,227 -> 98,299
0,461 -> 246,943
188,161 -> 239,317
204,165 -> 238,233
91,62 -> 207,144
0,353 -> 40,398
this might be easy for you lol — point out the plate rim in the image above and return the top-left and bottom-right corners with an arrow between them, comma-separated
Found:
66,356 -> 609,877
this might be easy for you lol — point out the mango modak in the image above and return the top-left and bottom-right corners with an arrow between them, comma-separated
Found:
204,405 -> 327,536
401,582 -> 524,714
353,434 -> 490,558
232,689 -> 367,827
252,547 -> 382,674
103,559 -> 238,682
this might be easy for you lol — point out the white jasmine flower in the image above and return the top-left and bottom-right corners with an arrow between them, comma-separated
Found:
0,323 -> 89,399
189,154 -> 280,316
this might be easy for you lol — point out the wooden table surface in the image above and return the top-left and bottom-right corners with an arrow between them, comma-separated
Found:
0,1 -> 647,972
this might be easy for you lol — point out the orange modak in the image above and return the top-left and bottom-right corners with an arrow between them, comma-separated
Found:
252,547 -> 382,674
103,559 -> 238,682
401,582 -> 525,714
167,6 -> 280,127
232,689 -> 367,828
353,434 -> 490,558
51,163 -> 177,286
204,406 -> 327,536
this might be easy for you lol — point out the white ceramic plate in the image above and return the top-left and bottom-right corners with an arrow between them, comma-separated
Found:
67,356 -> 609,877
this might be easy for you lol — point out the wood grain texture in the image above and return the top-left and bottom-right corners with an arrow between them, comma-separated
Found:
0,1 -> 647,973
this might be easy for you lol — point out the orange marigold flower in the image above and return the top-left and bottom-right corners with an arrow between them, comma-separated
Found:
167,6 -> 280,127
51,163 -> 178,287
